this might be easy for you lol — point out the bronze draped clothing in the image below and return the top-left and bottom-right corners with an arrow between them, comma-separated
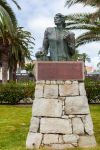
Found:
43,27 -> 75,61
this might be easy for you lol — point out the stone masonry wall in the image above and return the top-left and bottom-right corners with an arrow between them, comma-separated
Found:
26,80 -> 96,149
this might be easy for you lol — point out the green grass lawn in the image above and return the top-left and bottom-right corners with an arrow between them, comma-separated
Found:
0,105 -> 100,150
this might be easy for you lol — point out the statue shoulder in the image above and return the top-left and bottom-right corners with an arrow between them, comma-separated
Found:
45,27 -> 54,33
64,29 -> 75,36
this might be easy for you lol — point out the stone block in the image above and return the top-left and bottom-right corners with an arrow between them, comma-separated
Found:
26,133 -> 42,149
35,84 -> 44,98
43,134 -> 59,144
79,82 -> 86,96
72,118 -> 84,135
44,85 -> 58,98
84,114 -> 94,135
65,96 -> 90,114
51,80 -> 57,84
72,81 -> 78,84
40,118 -> 72,134
49,144 -> 74,149
29,117 -> 39,132
46,80 -> 51,84
32,98 -> 62,117
57,80 -> 64,84
59,84 -> 79,96
79,136 -> 96,147
65,80 -> 72,84
36,80 -> 45,84
63,134 -> 79,143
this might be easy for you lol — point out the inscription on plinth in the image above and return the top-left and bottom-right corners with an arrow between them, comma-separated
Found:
35,61 -> 84,81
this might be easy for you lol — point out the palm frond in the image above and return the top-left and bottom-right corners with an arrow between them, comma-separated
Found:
76,31 -> 100,47
65,0 -> 100,7
11,0 -> 21,10
0,0 -> 17,27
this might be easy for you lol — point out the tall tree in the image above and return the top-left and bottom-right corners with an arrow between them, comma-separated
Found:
9,27 -> 34,81
0,1 -> 34,83
0,0 -> 19,83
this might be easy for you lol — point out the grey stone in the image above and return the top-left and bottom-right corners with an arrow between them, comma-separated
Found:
57,80 -> 64,84
59,84 -> 79,96
79,136 -> 96,147
35,84 -> 44,98
36,80 -> 45,84
44,85 -> 58,98
51,80 -> 57,84
32,98 -> 62,117
84,114 -> 94,135
26,133 -> 42,149
72,81 -> 78,84
46,80 -> 51,84
43,134 -> 59,144
50,144 -> 74,149
79,82 -> 86,96
65,96 -> 90,114
65,80 -> 72,84
63,134 -> 79,143
40,118 -> 72,134
29,117 -> 39,132
72,118 -> 84,135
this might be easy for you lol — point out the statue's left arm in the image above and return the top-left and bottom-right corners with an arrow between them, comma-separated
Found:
67,32 -> 75,56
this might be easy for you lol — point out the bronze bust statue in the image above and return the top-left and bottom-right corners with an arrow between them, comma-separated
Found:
36,13 -> 75,61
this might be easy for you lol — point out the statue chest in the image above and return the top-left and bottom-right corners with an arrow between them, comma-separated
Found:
48,28 -> 68,42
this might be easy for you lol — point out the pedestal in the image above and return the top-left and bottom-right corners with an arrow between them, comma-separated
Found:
26,62 -> 96,149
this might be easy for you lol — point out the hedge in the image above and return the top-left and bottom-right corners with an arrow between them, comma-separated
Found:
0,82 -> 35,104
0,78 -> 99,104
85,78 -> 100,103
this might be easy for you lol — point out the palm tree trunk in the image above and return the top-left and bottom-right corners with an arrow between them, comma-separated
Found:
9,67 -> 13,81
2,45 -> 9,84
12,62 -> 17,82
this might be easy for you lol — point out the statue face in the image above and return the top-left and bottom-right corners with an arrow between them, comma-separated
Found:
54,15 -> 64,25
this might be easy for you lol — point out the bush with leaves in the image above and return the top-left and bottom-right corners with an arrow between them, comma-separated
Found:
0,82 -> 35,104
85,78 -> 100,103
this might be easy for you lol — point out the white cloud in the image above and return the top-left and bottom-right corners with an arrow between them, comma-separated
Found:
27,17 -> 54,30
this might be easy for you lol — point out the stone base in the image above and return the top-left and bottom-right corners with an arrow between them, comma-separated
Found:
26,80 -> 96,149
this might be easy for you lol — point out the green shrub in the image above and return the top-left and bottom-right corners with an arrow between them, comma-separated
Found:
0,82 -> 35,104
85,78 -> 100,103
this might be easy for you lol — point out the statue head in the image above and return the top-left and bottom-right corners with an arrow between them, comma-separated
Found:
54,13 -> 66,27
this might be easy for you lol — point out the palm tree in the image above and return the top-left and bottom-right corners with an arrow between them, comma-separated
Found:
0,1 -> 34,83
24,63 -> 34,77
0,0 -> 20,83
8,27 -> 35,81
79,53 -> 91,74
72,49 -> 80,60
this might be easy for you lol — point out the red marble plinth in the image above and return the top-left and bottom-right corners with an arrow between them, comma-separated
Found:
35,61 -> 84,81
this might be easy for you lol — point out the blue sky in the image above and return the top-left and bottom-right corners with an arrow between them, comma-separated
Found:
7,0 -> 100,69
